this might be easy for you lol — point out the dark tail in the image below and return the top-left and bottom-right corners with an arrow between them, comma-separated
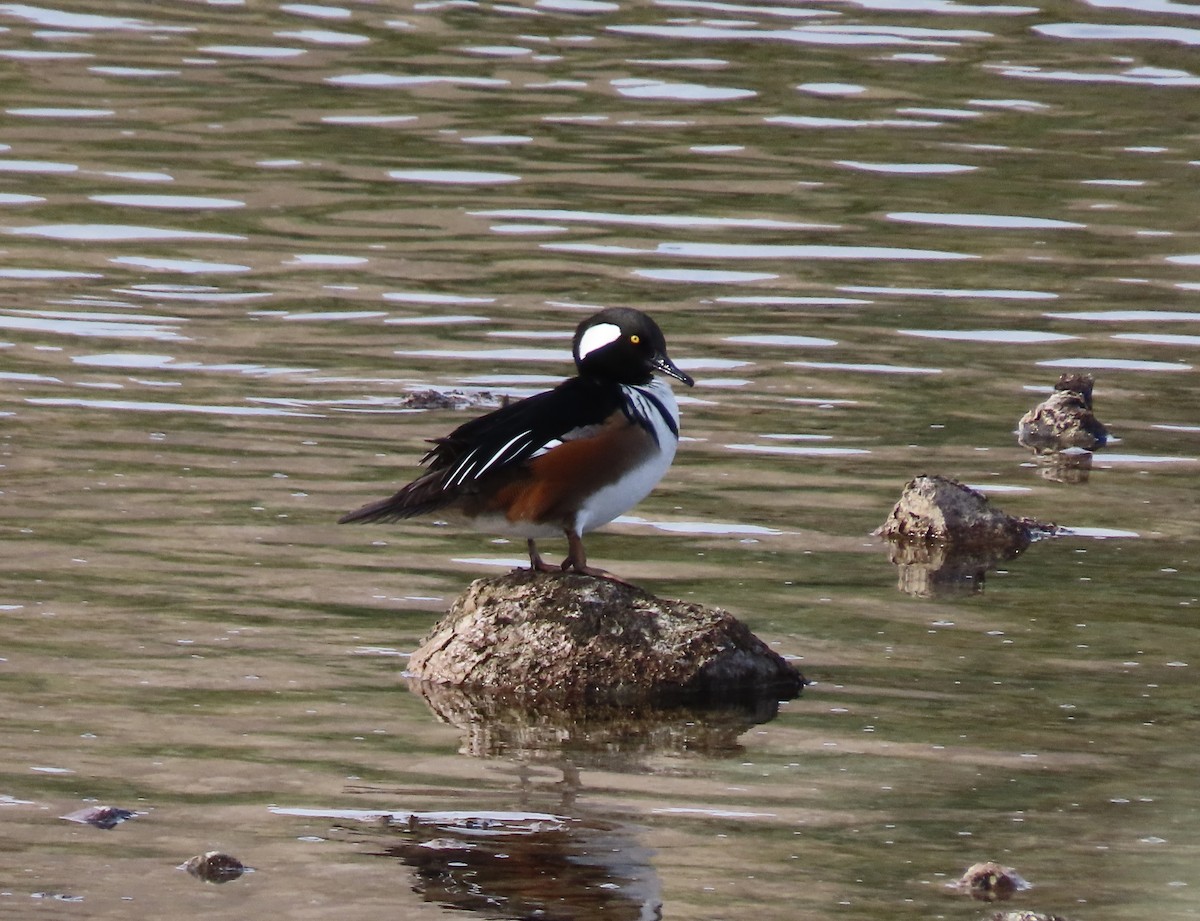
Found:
338,472 -> 454,524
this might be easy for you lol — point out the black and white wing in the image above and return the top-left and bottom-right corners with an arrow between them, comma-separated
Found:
338,377 -> 622,523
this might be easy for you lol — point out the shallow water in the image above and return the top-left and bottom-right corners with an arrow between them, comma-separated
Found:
2,1 -> 1199,919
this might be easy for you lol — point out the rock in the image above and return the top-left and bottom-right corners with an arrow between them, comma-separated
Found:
398,389 -> 502,411
407,570 -> 804,706
60,805 -> 137,830
991,913 -> 1068,921
179,852 -> 251,884
949,862 -> 1031,901
1018,373 -> 1109,453
875,475 -> 1055,553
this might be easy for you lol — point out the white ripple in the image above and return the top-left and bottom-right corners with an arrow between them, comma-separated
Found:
1113,333 -> 1200,346
395,347 -> 567,362
0,159 -> 77,172
718,296 -> 872,306
28,397 -> 313,416
321,114 -> 417,125
276,29 -> 368,45
728,443 -> 871,457
633,268 -> 778,283
473,208 -> 825,230
888,211 -> 1085,229
286,254 -> 368,266
616,515 -> 782,536
328,73 -> 509,88
788,359 -> 942,374
1046,310 -> 1200,321
111,256 -> 251,273
799,82 -> 867,95
0,268 -> 101,279
0,6 -> 189,30
993,63 -> 1200,86
389,169 -> 520,184
538,0 -> 618,9
547,241 -> 976,260
90,194 -> 245,209
767,114 -> 944,128
1037,358 -> 1192,371
11,224 -> 243,242
7,107 -> 113,118
609,23 -> 991,46
1036,23 -> 1200,46
200,45 -> 307,58
726,334 -> 839,347
0,312 -> 185,341
899,329 -> 1075,343
847,285 -> 1057,299
838,160 -> 977,173
612,78 -> 756,100
0,193 -> 43,204
281,3 -> 352,18
90,66 -> 181,77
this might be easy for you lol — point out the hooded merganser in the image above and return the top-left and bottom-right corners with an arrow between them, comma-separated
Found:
339,307 -> 695,579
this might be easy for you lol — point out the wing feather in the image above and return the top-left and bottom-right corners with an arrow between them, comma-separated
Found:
338,377 -> 622,524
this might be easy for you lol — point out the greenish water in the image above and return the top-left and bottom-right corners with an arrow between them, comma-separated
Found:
1,2 -> 1199,919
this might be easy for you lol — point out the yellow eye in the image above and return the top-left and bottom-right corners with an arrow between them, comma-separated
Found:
630,334 -> 641,345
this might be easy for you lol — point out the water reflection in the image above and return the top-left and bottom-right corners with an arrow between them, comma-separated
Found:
407,678 -> 788,763
884,537 -> 1025,597
327,805 -> 662,921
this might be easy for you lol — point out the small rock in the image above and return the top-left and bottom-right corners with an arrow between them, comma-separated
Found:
875,475 -> 1054,553
1018,373 -> 1109,453
398,389 -> 501,411
179,851 -> 251,884
950,861 -> 1031,901
60,805 -> 137,830
991,912 -> 1068,921
407,570 -> 804,705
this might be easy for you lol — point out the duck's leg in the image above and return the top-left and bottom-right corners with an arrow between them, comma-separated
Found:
527,539 -> 560,573
561,531 -> 631,584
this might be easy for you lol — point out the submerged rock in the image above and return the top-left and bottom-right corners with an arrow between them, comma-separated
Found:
876,474 -> 1054,554
1018,373 -> 1109,453
179,851 -> 251,884
407,570 -> 804,706
398,389 -> 501,412
950,861 -> 1032,902
60,805 -> 137,830
991,913 -> 1068,921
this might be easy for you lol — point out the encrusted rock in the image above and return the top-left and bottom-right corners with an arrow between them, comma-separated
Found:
407,570 -> 803,705
1018,373 -> 1109,453
950,862 -> 1031,902
179,851 -> 251,884
876,475 -> 1054,553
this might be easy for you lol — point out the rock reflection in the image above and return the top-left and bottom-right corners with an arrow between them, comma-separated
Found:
1023,448 -> 1094,484
885,538 -> 1024,597
407,677 -> 787,763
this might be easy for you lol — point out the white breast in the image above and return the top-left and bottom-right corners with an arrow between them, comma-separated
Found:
572,378 -> 681,535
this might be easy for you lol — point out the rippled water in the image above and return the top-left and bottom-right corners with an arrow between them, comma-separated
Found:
2,2 -> 1199,919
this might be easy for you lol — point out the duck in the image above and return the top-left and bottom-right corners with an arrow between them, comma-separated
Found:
339,307 -> 694,579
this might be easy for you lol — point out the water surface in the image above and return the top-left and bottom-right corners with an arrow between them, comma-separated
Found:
1,2 -> 1199,920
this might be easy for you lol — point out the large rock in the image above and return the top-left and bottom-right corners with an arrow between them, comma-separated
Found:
875,474 -> 1054,552
407,570 -> 804,706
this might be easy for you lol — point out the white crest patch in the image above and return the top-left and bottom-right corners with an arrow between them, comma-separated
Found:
577,321 -> 622,360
